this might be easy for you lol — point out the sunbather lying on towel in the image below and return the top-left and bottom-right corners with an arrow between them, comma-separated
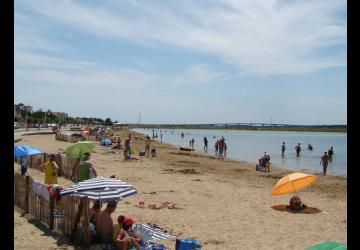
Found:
115,216 -> 141,250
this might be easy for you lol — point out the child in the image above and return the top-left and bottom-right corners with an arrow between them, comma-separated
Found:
115,216 -> 141,250
113,215 -> 125,243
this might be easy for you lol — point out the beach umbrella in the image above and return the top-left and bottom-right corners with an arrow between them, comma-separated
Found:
270,172 -> 317,196
304,241 -> 347,250
14,145 -> 44,158
60,177 -> 137,201
64,141 -> 94,158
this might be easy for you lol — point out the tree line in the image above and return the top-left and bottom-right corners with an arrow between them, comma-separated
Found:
15,103 -> 115,126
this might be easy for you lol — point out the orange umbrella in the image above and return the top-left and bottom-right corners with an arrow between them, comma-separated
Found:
270,172 -> 317,196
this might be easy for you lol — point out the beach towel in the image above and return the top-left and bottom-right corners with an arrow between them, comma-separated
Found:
32,179 -> 50,202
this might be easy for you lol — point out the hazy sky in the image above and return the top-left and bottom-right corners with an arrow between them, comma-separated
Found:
14,0 -> 347,125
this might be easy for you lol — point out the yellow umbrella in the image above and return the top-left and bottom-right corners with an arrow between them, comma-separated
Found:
270,172 -> 317,196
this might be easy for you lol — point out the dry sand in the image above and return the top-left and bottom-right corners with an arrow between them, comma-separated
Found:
14,131 -> 347,250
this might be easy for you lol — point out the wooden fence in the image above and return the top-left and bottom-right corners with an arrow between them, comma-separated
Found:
14,173 -> 91,246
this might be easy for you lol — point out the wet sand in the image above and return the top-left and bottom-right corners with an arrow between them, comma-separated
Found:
14,131 -> 347,250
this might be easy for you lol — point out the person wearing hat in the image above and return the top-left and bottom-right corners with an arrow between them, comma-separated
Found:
78,152 -> 97,181
115,216 -> 141,250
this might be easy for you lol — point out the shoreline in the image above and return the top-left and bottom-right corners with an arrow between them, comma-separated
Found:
130,129 -> 347,179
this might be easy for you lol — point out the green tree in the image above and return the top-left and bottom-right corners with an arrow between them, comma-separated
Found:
104,118 -> 113,126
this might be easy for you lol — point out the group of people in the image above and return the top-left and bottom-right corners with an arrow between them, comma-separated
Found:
89,200 -> 142,250
281,142 -> 335,176
257,152 -> 271,172
215,137 -> 227,160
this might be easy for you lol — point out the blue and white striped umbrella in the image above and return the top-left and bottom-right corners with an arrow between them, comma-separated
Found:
60,177 -> 137,201
132,224 -> 175,243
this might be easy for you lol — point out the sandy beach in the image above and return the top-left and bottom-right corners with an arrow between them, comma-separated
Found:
14,131 -> 347,250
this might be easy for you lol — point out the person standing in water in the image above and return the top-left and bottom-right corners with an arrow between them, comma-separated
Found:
295,143 -> 301,157
215,140 -> 219,156
320,151 -> 330,176
281,142 -> 286,156
203,137 -> 208,152
328,146 -> 334,161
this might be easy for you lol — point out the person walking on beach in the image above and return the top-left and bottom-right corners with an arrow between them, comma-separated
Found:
39,154 -> 59,184
191,138 -> 195,148
295,143 -> 301,157
320,152 -> 330,176
145,135 -> 151,157
328,146 -> 334,161
124,134 -> 132,160
160,133 -> 163,142
281,142 -> 286,156
203,137 -> 208,152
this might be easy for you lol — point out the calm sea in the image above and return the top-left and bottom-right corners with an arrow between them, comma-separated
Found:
132,128 -> 347,177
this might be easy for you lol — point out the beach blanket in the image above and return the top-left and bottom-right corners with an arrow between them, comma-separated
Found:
32,179 -> 50,202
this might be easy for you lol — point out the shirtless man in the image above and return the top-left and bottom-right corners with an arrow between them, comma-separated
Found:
320,152 -> 330,176
96,200 -> 118,244
145,136 -> 151,157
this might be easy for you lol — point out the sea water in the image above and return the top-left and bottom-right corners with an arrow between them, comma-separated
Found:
132,128 -> 347,177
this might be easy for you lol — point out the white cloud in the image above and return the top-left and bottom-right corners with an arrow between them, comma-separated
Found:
20,0 -> 346,75
169,64 -> 224,86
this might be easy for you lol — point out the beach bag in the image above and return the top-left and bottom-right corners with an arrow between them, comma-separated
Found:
176,237 -> 201,250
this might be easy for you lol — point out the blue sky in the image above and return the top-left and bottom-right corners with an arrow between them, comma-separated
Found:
14,0 -> 347,125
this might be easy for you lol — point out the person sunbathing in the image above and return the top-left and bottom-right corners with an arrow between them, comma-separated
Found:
115,216 -> 141,250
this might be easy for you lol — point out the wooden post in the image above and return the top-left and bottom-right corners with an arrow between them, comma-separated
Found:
24,175 -> 30,213
70,198 -> 84,241
82,198 -> 90,247
49,197 -> 55,230
30,156 -> 33,168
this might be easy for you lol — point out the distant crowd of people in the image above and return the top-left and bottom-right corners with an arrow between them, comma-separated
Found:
280,142 -> 335,175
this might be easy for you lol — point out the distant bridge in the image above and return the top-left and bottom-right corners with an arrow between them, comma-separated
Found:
128,123 -> 346,128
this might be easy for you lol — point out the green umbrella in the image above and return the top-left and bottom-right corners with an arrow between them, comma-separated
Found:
304,241 -> 347,250
64,141 -> 95,158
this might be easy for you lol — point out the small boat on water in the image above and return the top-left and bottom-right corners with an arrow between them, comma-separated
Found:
180,146 -> 195,151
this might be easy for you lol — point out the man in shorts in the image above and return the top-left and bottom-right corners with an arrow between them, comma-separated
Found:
320,152 -> 330,176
